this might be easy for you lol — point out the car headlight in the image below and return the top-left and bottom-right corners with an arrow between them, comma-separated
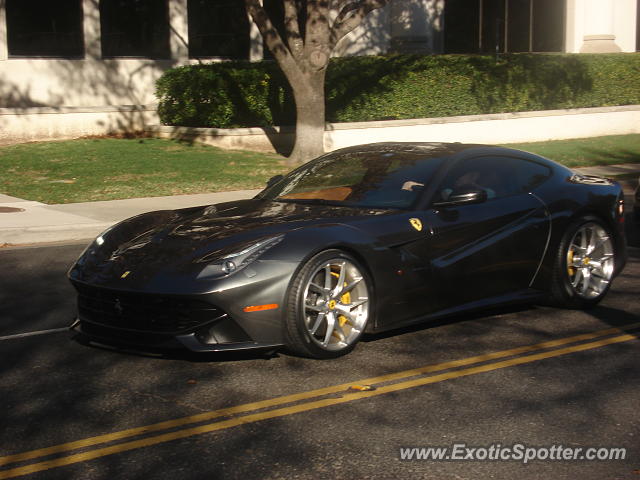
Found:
196,235 -> 284,280
71,224 -> 116,268
67,224 -> 118,280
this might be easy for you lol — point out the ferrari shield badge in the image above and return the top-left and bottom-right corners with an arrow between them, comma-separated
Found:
409,218 -> 422,232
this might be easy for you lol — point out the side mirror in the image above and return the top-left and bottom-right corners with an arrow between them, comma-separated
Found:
433,189 -> 488,208
266,174 -> 284,188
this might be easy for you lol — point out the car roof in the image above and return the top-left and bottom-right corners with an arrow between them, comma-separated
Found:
325,142 -> 563,172
328,142 -> 482,157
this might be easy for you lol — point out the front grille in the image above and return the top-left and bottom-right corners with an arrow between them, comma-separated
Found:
75,284 -> 227,335
78,321 -> 182,349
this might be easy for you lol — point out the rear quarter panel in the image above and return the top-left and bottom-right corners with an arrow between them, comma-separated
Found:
530,169 -> 626,290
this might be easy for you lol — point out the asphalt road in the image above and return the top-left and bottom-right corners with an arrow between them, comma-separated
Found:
0,220 -> 639,479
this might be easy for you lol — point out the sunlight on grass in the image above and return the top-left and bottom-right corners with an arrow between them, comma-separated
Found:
0,138 -> 289,204
504,135 -> 640,167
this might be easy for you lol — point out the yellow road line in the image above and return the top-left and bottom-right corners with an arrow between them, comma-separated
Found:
0,334 -> 638,479
1,322 -> 638,469
0,331 -> 637,479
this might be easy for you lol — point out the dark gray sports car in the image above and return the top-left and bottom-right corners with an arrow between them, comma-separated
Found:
69,143 -> 627,358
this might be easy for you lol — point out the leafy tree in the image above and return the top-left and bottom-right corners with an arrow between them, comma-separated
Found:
245,0 -> 388,164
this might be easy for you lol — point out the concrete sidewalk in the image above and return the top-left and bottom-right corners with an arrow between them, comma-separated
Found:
1,163 -> 638,247
0,190 -> 260,245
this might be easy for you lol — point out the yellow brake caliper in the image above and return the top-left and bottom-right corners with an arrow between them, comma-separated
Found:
339,287 -> 351,327
330,271 -> 350,330
567,249 -> 575,276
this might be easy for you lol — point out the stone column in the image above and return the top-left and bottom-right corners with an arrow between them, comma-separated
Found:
0,0 -> 8,61
169,0 -> 189,62
82,0 -> 102,59
580,0 -> 621,52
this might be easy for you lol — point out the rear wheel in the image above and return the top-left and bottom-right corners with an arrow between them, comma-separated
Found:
284,250 -> 371,359
550,217 -> 615,308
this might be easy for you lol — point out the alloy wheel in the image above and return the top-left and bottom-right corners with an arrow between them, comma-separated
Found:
566,222 -> 614,299
302,259 -> 370,351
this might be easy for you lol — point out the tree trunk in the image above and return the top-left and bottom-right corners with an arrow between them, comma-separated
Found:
287,69 -> 327,166
244,0 -> 388,165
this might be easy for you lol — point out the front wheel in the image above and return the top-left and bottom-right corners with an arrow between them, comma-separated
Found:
549,217 -> 615,308
284,250 -> 372,359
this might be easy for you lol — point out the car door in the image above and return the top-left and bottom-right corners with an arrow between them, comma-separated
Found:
403,155 -> 552,314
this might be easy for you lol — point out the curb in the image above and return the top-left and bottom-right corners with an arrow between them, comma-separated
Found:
0,189 -> 262,247
0,223 -> 112,246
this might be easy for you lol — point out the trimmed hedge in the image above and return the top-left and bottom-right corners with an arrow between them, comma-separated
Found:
156,62 -> 293,128
156,53 -> 640,128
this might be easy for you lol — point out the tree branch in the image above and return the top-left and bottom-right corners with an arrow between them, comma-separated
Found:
245,0 -> 300,75
283,0 -> 304,58
304,0 -> 332,70
330,0 -> 388,48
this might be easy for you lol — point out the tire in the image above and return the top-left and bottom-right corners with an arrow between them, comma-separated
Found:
549,216 -> 616,309
284,250 -> 372,359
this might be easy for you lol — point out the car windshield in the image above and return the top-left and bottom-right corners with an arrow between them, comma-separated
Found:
261,148 -> 446,209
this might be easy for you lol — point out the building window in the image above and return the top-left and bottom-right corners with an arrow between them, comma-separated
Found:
187,0 -> 250,59
444,0 -> 565,54
100,0 -> 170,58
443,0 -> 479,53
481,0 -> 506,54
530,0 -> 564,52
506,0 -> 531,52
6,0 -> 84,57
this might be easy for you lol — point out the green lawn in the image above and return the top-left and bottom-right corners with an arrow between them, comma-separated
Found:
0,138 -> 288,204
505,134 -> 640,168
0,134 -> 638,204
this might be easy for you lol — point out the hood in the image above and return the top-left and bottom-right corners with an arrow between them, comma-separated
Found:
70,198 -> 391,289
119,198 -> 390,245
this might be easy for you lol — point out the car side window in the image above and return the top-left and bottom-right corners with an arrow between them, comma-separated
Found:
513,157 -> 552,192
434,156 -> 552,203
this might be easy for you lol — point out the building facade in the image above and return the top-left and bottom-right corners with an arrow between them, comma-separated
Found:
0,0 -> 638,143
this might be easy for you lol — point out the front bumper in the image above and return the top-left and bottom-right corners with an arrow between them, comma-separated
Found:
69,258 -> 298,353
72,318 -> 283,352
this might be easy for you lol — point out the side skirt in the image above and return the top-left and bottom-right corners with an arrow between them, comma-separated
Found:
369,289 -> 546,334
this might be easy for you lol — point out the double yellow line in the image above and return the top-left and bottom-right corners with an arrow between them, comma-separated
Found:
1,323 -> 638,479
